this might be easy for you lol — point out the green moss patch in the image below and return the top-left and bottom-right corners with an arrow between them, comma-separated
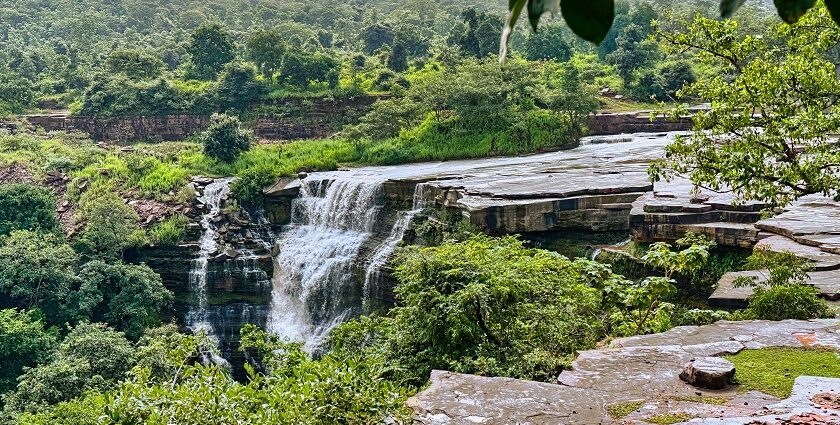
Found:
606,400 -> 644,419
647,413 -> 693,424
671,395 -> 728,405
725,347 -> 840,398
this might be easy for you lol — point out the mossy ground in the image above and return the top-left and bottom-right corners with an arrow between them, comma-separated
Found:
646,413 -> 693,424
725,347 -> 840,398
606,401 -> 644,419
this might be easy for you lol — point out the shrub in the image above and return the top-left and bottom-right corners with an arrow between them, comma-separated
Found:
149,214 -> 189,246
217,62 -> 266,112
746,284 -> 833,321
201,113 -> 253,163
336,235 -> 611,385
0,309 -> 57,395
0,184 -> 59,236
76,192 -> 145,260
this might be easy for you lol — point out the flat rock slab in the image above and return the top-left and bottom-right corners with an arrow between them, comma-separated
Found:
409,320 -> 839,424
711,271 -> 840,308
755,235 -> 840,271
407,370 -> 610,425
687,376 -> 840,424
756,197 -> 840,256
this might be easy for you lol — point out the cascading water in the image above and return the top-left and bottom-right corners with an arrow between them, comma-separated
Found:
186,177 -> 234,364
269,178 -> 386,351
362,183 -> 430,307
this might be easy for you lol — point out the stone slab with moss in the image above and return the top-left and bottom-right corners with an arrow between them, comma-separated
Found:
409,319 -> 839,424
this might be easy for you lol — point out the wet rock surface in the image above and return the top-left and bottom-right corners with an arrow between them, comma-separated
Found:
269,133 -> 679,234
409,320 -> 840,425
680,357 -> 736,390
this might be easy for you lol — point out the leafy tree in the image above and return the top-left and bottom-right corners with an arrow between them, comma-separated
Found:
76,192 -> 145,260
534,62 -> 599,135
187,23 -> 235,80
105,49 -> 165,80
0,71 -> 35,114
0,184 -> 59,237
3,323 -> 136,416
450,8 -> 502,58
346,235 -> 609,385
245,29 -> 286,79
604,233 -> 715,336
605,23 -> 659,84
0,231 -> 79,321
386,39 -> 408,72
652,7 -> 840,207
201,113 -> 253,162
216,62 -> 266,112
279,48 -> 340,87
523,23 -> 573,61
75,261 -> 173,340
0,309 -> 57,395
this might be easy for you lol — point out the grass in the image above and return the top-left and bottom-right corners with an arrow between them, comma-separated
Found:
606,401 -> 644,419
1,108 -> 584,205
646,413 -> 693,424
725,347 -> 840,398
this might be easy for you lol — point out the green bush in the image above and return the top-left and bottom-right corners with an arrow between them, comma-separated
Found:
0,184 -> 60,236
0,309 -> 57,395
149,214 -> 189,246
746,284 -> 833,321
201,113 -> 253,163
333,235 -> 611,385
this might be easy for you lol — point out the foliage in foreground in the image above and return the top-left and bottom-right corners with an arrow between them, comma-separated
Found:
15,326 -> 411,425
329,234 -> 719,386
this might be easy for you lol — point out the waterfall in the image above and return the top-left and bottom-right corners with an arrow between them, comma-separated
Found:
362,183 -> 430,308
186,177 -> 233,366
269,178 -> 386,351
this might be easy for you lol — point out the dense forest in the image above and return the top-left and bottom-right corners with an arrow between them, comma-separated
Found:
1,0 -> 839,424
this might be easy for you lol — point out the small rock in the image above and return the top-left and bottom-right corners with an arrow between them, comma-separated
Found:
679,357 -> 735,390
298,171 -> 308,180
223,247 -> 239,259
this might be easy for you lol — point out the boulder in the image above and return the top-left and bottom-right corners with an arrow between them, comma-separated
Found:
679,357 -> 736,390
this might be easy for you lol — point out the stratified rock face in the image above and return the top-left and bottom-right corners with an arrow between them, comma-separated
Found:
680,357 -> 736,390
756,197 -> 840,257
266,133 -> 679,234
408,320 -> 840,425
629,177 -> 766,248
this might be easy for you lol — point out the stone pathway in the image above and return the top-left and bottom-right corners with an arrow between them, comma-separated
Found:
408,320 -> 839,425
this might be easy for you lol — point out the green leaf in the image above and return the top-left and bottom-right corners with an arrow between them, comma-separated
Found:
561,0 -> 616,45
720,0 -> 747,19
825,0 -> 840,25
773,0 -> 817,24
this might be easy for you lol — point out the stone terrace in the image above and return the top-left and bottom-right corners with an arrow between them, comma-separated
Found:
408,320 -> 840,424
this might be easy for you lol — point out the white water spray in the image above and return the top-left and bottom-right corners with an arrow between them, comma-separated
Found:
269,178 -> 386,351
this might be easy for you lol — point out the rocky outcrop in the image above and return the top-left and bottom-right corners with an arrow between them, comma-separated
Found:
408,319 -> 840,425
24,96 -> 382,143
629,177 -> 767,248
265,133 -> 678,235
589,111 -> 693,135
